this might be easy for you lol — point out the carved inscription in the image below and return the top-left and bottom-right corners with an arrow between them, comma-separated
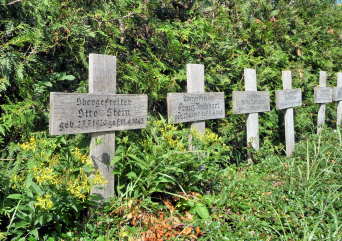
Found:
167,93 -> 225,124
233,91 -> 270,114
314,87 -> 332,103
275,88 -> 302,110
50,93 -> 148,135
333,87 -> 342,101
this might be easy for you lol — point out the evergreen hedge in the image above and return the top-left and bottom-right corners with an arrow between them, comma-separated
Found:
1,0 -> 341,161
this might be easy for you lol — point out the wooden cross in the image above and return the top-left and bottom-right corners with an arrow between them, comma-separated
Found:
49,54 -> 148,200
333,73 -> 342,126
233,69 -> 270,161
167,64 -> 225,149
314,71 -> 332,134
275,71 -> 302,157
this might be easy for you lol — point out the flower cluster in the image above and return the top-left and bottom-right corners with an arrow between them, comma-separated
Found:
35,194 -> 53,210
153,120 -> 186,150
71,147 -> 93,165
16,136 -> 107,210
191,127 -> 227,147
9,174 -> 26,190
19,136 -> 37,151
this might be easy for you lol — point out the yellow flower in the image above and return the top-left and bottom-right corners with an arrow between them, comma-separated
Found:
47,199 -> 53,209
79,194 -> 86,202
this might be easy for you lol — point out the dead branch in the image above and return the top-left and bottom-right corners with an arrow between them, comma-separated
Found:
108,12 -> 139,23
7,0 -> 25,5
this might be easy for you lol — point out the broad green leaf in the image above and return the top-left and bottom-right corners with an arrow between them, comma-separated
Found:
7,194 -> 23,200
29,228 -> 39,239
14,220 -> 30,230
194,202 -> 210,220
126,172 -> 137,179
29,182 -> 43,195
110,155 -> 122,166
61,75 -> 75,81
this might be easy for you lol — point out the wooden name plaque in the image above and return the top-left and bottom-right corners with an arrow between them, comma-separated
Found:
314,87 -> 332,103
167,92 -> 225,124
233,91 -> 270,114
50,93 -> 148,135
275,88 -> 302,110
333,87 -> 342,101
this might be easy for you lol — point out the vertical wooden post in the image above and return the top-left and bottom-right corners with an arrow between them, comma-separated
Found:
187,64 -> 205,150
282,71 -> 295,157
337,73 -> 342,127
89,54 -> 116,200
245,69 -> 259,160
317,71 -> 326,134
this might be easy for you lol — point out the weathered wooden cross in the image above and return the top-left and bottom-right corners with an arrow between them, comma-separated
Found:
275,71 -> 302,157
167,64 -> 225,149
314,71 -> 332,134
232,69 -> 270,160
49,54 -> 148,200
333,73 -> 342,127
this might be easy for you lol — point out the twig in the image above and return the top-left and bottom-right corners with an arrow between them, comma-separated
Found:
7,0 -> 25,5
0,158 -> 28,161
107,12 -> 138,22
286,0 -> 296,8
172,223 -> 192,229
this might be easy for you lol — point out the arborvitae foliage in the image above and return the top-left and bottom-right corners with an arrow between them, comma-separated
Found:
0,0 -> 341,152
0,0 -> 341,150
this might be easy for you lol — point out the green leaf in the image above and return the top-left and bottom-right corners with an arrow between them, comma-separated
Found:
126,172 -> 137,179
96,236 -> 106,241
61,75 -> 75,81
14,220 -> 30,230
128,154 -> 148,169
38,215 -> 44,226
110,155 -> 122,166
25,173 -> 34,188
70,203 -> 78,212
194,202 -> 210,220
88,194 -> 103,200
29,229 -> 39,239
7,194 -> 23,200
29,236 -> 36,241
29,182 -> 43,195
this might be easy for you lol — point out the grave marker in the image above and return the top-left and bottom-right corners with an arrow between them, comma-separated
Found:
275,71 -> 302,157
314,71 -> 332,134
167,93 -> 225,124
50,93 -> 147,135
49,54 -> 148,200
333,73 -> 342,126
167,64 -> 225,149
232,91 -> 270,114
232,69 -> 270,160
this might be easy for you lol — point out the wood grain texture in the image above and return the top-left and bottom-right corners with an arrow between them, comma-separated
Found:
187,64 -> 205,93
49,93 -> 148,135
314,87 -> 332,103
89,54 -> 116,200
332,86 -> 342,101
282,71 -> 295,157
275,88 -> 302,110
89,54 -> 116,93
167,92 -> 225,123
317,71 -> 327,134
337,73 -> 342,126
244,69 -> 259,151
232,91 -> 270,114
187,64 -> 205,150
